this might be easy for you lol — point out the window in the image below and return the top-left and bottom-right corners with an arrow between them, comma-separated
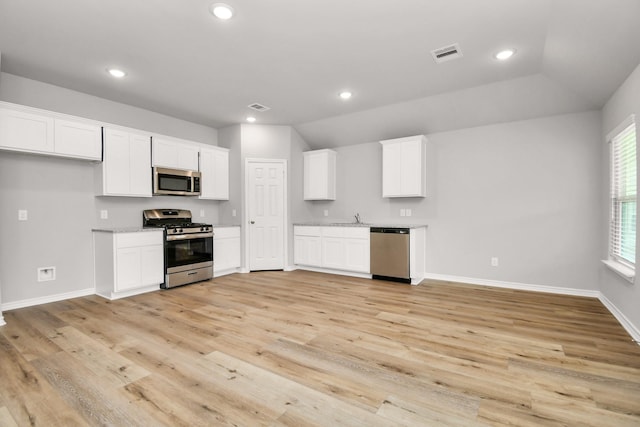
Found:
607,115 -> 637,280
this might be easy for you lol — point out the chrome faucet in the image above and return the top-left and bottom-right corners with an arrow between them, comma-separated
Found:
354,213 -> 362,224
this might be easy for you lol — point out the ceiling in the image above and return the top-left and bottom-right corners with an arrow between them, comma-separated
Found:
1,0 -> 639,148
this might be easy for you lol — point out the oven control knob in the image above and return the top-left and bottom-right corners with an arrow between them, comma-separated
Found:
177,228 -> 182,233
201,226 -> 207,231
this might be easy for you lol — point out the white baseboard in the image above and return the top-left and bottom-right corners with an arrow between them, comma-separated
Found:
598,293 -> 640,343
1,287 -> 96,312
96,285 -> 159,301
294,265 -> 372,280
422,272 -> 639,345
214,267 -> 242,278
422,273 -> 600,298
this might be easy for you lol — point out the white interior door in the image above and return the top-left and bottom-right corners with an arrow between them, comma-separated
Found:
247,161 -> 285,271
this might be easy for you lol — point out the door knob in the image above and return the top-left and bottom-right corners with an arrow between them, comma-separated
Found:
250,220 -> 255,224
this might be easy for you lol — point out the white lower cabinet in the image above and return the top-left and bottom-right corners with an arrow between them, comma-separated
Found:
294,227 -> 322,266
214,226 -> 241,276
294,226 -> 370,274
344,238 -> 370,273
94,230 -> 164,300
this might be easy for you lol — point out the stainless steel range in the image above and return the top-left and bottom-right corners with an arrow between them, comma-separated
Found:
143,209 -> 213,288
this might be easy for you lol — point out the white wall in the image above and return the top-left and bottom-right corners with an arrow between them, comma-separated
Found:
601,63 -> 640,333
295,111 -> 603,291
0,74 -> 220,306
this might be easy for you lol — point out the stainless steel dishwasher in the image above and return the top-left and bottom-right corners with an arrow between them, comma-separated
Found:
370,227 -> 410,282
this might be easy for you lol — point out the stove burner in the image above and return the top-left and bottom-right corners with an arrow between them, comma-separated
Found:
142,209 -> 212,233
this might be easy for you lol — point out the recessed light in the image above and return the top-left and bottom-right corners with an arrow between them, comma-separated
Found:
246,116 -> 256,123
495,49 -> 516,60
107,68 -> 126,78
210,3 -> 234,20
339,91 -> 352,100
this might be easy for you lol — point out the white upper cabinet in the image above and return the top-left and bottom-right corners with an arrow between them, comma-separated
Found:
381,135 -> 427,198
97,127 -> 152,197
304,149 -> 336,200
199,145 -> 229,200
152,136 -> 200,171
0,107 -> 54,153
0,103 -> 101,160
53,119 -> 102,160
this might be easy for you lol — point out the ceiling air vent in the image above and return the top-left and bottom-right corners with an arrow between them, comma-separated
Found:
248,102 -> 271,112
431,43 -> 463,63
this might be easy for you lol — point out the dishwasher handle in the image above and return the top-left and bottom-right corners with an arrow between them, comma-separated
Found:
370,227 -> 410,234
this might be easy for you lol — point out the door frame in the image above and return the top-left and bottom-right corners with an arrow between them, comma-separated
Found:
243,158 -> 288,272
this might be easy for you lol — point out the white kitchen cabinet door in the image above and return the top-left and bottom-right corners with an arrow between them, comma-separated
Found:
102,128 -> 130,195
304,149 -> 336,200
129,133 -> 153,196
140,245 -> 165,285
214,227 -> 241,275
115,247 -> 142,292
200,146 -> 229,200
381,135 -> 427,198
100,128 -> 152,197
53,119 -> 102,160
322,237 -> 346,270
343,228 -> 370,273
294,226 -> 322,267
294,235 -> 322,266
152,136 -> 200,171
0,107 -> 54,153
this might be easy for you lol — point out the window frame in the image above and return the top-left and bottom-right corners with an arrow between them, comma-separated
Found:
605,114 -> 637,282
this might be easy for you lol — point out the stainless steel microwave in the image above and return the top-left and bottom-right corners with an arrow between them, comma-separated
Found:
153,167 -> 201,196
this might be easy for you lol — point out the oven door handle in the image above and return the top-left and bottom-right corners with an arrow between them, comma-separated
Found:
166,232 -> 214,241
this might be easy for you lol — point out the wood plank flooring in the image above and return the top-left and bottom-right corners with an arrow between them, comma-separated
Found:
1,270 -> 639,426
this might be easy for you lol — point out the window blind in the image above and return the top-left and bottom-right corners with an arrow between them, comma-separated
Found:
610,120 -> 637,268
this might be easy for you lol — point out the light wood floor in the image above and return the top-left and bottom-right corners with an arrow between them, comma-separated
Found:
1,271 -> 639,426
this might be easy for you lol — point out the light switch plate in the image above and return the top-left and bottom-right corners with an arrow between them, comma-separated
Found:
100,210 -> 108,220
406,209 -> 412,217
18,210 -> 28,221
400,209 -> 406,217
200,209 -> 205,217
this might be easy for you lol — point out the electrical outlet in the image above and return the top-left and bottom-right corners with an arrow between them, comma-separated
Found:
200,209 -> 205,217
324,210 -> 329,217
406,209 -> 412,217
232,209 -> 237,217
18,210 -> 28,221
37,266 -> 56,282
400,209 -> 406,217
491,257 -> 499,267
100,210 -> 108,220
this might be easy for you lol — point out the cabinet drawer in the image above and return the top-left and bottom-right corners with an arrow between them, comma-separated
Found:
342,227 -> 369,239
321,227 -> 344,238
214,226 -> 240,239
294,226 -> 322,237
116,231 -> 163,248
